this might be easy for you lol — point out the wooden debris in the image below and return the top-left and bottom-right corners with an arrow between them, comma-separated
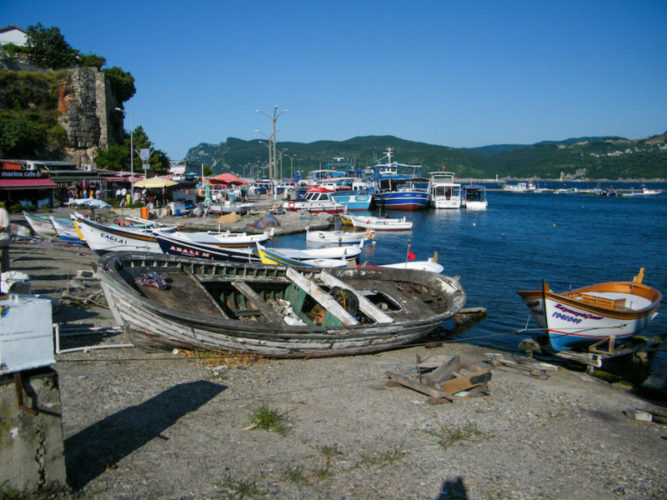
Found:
385,354 -> 492,402
485,352 -> 557,380
452,307 -> 487,326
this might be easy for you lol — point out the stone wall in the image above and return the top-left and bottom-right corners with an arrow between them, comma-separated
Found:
57,67 -> 121,167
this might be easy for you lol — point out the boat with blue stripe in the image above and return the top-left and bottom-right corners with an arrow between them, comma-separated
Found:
372,148 -> 429,211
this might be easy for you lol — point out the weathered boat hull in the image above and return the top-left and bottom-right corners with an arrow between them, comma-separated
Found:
156,233 -> 259,262
97,253 -> 466,357
517,272 -> 662,351
23,212 -> 58,238
50,216 -> 85,245
74,217 -> 161,253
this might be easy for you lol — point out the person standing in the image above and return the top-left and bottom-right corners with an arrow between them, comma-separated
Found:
0,202 -> 10,272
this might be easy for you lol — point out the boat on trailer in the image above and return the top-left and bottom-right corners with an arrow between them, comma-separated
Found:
96,252 -> 466,357
517,268 -> 662,351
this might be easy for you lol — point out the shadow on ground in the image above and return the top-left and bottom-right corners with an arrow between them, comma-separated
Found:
65,380 -> 226,488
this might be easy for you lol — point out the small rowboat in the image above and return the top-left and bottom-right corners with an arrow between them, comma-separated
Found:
340,214 -> 413,231
517,268 -> 662,351
306,227 -> 371,245
96,252 -> 466,357
23,212 -> 64,238
50,216 -> 85,245
256,243 -> 352,268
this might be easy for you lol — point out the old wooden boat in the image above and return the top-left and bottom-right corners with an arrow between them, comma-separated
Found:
256,242 -> 350,268
50,216 -> 85,245
97,252 -> 466,357
340,214 -> 413,231
156,232 -> 259,262
517,268 -> 662,351
23,211 -> 61,238
306,227 -> 371,245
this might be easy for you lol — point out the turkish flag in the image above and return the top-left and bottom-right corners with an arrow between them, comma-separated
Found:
442,164 -> 446,170
407,250 -> 416,260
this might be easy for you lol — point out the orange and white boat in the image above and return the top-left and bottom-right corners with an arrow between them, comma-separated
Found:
517,268 -> 662,351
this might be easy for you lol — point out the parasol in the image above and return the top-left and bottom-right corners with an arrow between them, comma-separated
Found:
209,173 -> 248,185
134,177 -> 178,189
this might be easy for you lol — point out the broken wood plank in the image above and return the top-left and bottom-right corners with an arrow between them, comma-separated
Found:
385,371 -> 455,402
439,369 -> 492,394
230,282 -> 284,324
317,270 -> 394,324
286,268 -> 359,326
422,355 -> 460,385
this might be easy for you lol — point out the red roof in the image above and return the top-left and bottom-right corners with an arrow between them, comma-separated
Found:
0,178 -> 58,190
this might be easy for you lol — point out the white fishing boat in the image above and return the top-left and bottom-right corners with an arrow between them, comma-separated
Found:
256,243 -> 350,268
50,216 -> 84,245
23,212 -> 59,238
164,228 -> 274,248
517,268 -> 662,351
621,185 -> 662,197
73,216 -> 162,253
306,227 -> 371,245
283,187 -> 345,214
503,182 -> 535,193
340,214 -> 413,231
462,185 -> 488,210
380,255 -> 444,274
428,172 -> 461,209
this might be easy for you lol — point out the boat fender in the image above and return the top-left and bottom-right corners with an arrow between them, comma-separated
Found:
288,201 -> 296,209
365,229 -> 375,240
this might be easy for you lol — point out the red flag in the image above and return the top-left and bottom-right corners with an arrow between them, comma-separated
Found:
407,249 -> 416,260
442,164 -> 446,170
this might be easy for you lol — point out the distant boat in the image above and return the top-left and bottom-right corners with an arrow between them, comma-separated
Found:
621,185 -> 662,197
517,268 -> 662,351
428,172 -> 461,209
282,187 -> 345,214
97,252 -> 467,357
373,148 -> 429,211
340,214 -> 413,231
462,185 -> 488,210
503,182 -> 535,193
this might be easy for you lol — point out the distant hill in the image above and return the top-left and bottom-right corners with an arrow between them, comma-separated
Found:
185,132 -> 667,180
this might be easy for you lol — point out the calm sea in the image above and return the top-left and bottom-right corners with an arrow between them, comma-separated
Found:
274,182 -> 667,361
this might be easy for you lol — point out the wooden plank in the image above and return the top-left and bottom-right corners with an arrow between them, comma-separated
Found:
230,281 -> 284,324
317,270 -> 394,324
439,369 -> 492,394
286,268 -> 359,326
422,355 -> 460,385
385,371 -> 455,402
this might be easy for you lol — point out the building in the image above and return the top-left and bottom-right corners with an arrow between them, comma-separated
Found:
0,25 -> 27,47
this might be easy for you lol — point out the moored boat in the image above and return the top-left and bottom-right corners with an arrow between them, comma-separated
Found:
517,268 -> 662,351
23,212 -> 61,238
282,187 -> 345,214
340,214 -> 413,231
306,227 -> 371,245
156,232 -> 259,262
50,216 -> 85,245
429,172 -> 461,209
74,216 -> 162,253
373,148 -> 429,211
462,185 -> 488,210
96,252 -> 466,357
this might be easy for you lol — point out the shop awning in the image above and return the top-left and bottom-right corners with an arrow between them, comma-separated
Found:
0,178 -> 58,190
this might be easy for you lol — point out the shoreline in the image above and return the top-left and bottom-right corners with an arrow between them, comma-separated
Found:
4,240 -> 666,498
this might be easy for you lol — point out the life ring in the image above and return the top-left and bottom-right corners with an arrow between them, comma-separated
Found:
319,232 -> 325,239
365,228 -> 375,240
288,201 -> 296,210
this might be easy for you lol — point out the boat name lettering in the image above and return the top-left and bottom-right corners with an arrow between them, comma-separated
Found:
551,311 -> 582,324
101,232 -> 127,245
169,245 -> 211,259
554,303 -> 602,320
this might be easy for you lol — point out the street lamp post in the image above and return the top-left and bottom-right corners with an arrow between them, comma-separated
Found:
255,105 -> 287,180
115,107 -> 134,198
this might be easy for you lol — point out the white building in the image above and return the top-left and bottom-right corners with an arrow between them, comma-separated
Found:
0,25 -> 27,47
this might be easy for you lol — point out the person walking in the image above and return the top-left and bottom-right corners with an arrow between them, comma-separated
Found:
0,202 -> 10,272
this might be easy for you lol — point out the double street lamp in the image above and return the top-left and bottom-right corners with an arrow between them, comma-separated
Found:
115,107 -> 134,198
255,105 -> 288,180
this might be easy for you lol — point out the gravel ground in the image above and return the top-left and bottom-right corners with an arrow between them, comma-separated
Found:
6,236 -> 667,500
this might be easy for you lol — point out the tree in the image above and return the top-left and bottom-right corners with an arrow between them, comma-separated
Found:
95,125 -> 169,174
80,53 -> 106,70
25,23 -> 79,69
103,66 -> 136,102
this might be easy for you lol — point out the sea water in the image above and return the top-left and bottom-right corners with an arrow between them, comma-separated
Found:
274,183 -> 667,359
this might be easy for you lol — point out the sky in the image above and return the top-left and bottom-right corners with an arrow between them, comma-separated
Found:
4,0 -> 667,160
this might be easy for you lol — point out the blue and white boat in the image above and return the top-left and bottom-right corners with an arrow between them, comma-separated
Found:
372,148 -> 429,211
50,216 -> 85,245
331,192 -> 373,211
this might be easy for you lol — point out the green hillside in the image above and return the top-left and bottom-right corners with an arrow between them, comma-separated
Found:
186,133 -> 667,180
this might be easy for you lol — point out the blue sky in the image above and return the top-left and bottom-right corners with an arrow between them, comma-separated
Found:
5,0 -> 667,160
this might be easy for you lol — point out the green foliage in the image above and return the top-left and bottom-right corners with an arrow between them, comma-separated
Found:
25,22 -> 79,69
187,133 -> 667,180
248,405 -> 290,435
80,53 -> 106,69
423,423 -> 485,449
94,126 -> 170,174
103,66 -> 136,102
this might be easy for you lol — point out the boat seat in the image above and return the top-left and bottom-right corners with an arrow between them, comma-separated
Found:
286,268 -> 359,327
317,270 -> 394,324
580,293 -> 626,310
